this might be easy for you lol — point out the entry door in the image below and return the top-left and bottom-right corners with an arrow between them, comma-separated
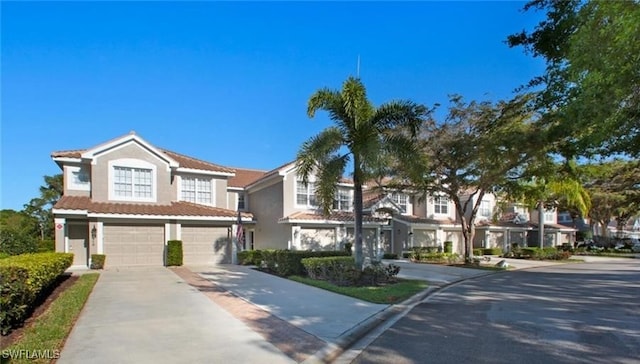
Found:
68,224 -> 89,266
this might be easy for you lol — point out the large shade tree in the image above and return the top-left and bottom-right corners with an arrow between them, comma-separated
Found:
508,0 -> 640,158
399,94 -> 543,262
23,174 -> 63,240
296,77 -> 430,269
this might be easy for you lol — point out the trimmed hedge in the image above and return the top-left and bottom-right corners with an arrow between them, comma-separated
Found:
90,254 -> 106,269
166,240 -> 183,266
301,256 -> 357,285
473,248 -> 484,256
259,250 -> 351,277
483,247 -> 503,256
382,253 -> 398,259
0,266 -> 30,334
237,250 -> 262,265
443,241 -> 453,254
0,252 -> 73,334
37,239 -> 56,252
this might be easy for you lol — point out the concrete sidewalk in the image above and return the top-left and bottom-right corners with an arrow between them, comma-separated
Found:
58,267 -> 294,364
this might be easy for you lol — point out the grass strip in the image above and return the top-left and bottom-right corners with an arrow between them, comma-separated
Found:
1,273 -> 99,364
289,276 -> 427,304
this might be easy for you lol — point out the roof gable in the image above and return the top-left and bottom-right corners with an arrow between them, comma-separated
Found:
81,132 -> 179,169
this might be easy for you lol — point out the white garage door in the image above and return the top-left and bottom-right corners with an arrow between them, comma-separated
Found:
181,226 -> 229,265
103,224 -> 165,266
299,228 -> 335,251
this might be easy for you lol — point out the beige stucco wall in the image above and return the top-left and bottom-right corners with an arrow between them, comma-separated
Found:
249,181 -> 289,250
63,164 -> 91,197
282,170 -> 297,217
92,142 -> 173,204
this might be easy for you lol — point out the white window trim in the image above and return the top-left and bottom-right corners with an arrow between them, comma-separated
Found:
178,175 -> 215,206
333,188 -> 353,212
295,177 -> 318,209
238,191 -> 246,210
108,159 -> 157,202
433,196 -> 449,216
479,200 -> 491,218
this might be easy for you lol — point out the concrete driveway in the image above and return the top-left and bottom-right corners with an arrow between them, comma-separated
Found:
58,267 -> 294,364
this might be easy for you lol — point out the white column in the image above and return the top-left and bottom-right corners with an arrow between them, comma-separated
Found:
97,221 -> 104,254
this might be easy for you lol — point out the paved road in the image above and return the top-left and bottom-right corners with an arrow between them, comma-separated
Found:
351,259 -> 640,364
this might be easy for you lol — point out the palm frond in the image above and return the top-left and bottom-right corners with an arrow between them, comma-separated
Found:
295,127 -> 344,183
373,101 -> 433,136
315,155 -> 350,216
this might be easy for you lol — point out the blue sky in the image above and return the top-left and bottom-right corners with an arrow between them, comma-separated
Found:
1,1 -> 544,211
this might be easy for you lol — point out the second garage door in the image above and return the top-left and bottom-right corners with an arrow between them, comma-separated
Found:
103,224 -> 165,266
181,226 -> 230,265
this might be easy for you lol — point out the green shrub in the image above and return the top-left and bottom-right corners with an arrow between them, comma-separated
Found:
37,239 -> 56,252
90,254 -> 106,269
413,252 -> 461,264
238,250 -> 262,265
443,241 -> 453,253
360,262 -> 401,286
0,252 -> 10,259
0,266 -> 30,334
301,256 -> 357,285
0,231 -> 38,256
402,252 -> 410,259
166,240 -> 183,266
0,252 -> 73,334
344,242 -> 353,255
383,253 -> 398,259
483,247 -> 502,256
473,248 -> 484,256
258,250 -> 352,277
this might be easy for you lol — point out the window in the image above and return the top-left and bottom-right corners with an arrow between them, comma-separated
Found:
181,177 -> 212,205
544,210 -> 555,223
296,180 -> 317,207
237,192 -> 245,210
434,196 -> 448,214
114,167 -> 152,198
333,189 -> 352,211
68,165 -> 90,191
391,192 -> 408,213
479,200 -> 491,218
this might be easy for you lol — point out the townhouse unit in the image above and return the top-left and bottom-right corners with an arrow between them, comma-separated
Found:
52,132 -> 575,268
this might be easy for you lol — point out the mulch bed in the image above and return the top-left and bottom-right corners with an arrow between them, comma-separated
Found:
1,274 -> 78,349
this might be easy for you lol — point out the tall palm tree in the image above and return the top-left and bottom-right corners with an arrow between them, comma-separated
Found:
296,77 -> 429,269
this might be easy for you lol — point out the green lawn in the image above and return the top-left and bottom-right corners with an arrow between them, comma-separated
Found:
1,273 -> 99,364
289,276 -> 428,304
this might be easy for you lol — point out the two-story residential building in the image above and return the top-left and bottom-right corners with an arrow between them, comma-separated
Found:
52,132 -> 576,268
51,132 -> 252,267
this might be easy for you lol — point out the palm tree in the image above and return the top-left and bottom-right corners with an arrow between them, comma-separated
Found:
296,77 -> 429,269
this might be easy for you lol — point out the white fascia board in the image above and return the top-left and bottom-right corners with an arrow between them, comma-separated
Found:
227,187 -> 244,191
280,219 -> 381,226
176,167 -> 235,177
52,157 -> 82,164
87,213 -> 243,221
52,209 -> 88,215
82,134 -> 179,168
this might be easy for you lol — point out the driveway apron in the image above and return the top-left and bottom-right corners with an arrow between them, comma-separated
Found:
58,267 -> 294,364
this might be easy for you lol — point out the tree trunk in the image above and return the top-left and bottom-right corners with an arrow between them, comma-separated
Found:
353,161 -> 364,270
538,201 -> 544,248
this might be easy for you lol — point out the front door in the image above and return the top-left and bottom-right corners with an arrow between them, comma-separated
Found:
68,224 -> 89,266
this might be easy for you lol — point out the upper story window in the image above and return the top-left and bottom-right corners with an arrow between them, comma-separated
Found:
181,176 -> 212,205
544,209 -> 555,223
67,165 -> 90,191
391,192 -> 408,213
479,200 -> 491,218
296,180 -> 317,208
333,189 -> 352,211
109,159 -> 157,202
434,196 -> 449,215
237,192 -> 246,210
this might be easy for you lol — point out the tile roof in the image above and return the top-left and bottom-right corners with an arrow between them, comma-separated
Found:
162,149 -> 235,174
51,148 -> 235,174
279,211 -> 386,224
54,196 -> 253,219
394,214 -> 457,225
228,168 -> 268,188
